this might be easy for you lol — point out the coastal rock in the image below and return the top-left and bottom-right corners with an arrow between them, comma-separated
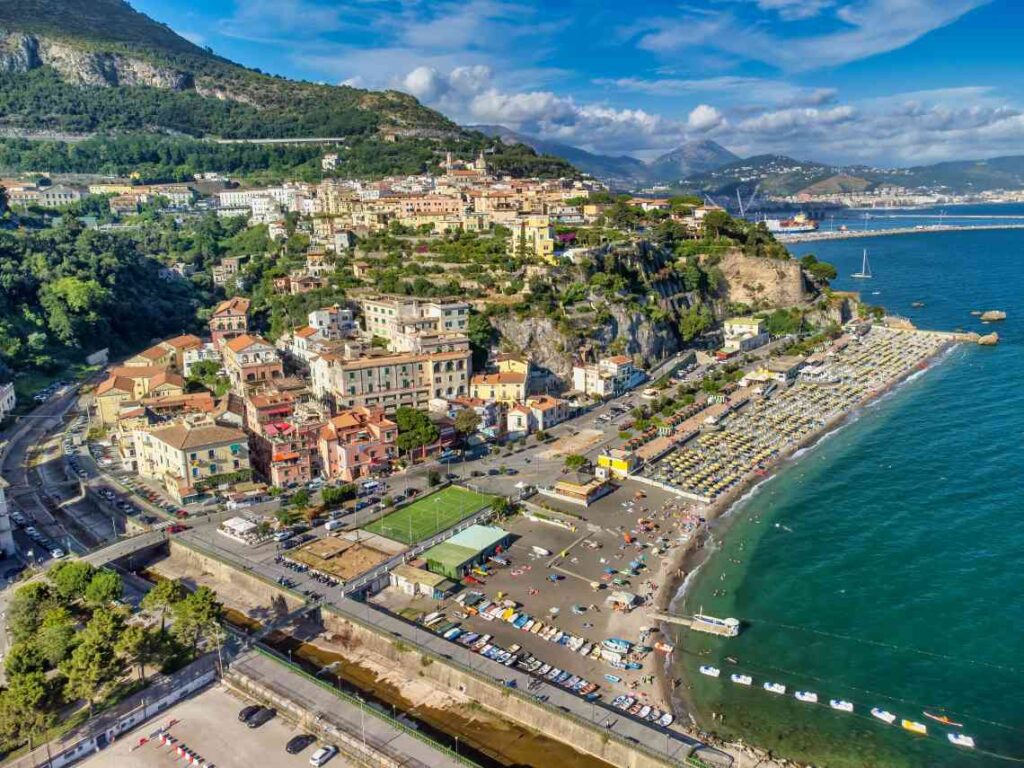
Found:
980,310 -> 1007,322
978,332 -> 999,346
715,250 -> 813,309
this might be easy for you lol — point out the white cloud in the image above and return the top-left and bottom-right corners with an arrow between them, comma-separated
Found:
636,0 -> 992,71
597,76 -> 837,108
687,104 -> 726,132
219,0 -> 350,40
754,0 -> 836,20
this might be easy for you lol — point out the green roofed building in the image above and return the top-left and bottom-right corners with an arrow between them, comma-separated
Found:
423,524 -> 511,580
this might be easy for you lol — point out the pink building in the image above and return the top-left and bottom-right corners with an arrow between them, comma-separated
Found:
318,407 -> 398,482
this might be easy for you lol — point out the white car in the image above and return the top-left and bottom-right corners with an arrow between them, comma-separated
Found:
50,548 -> 66,559
309,745 -> 338,766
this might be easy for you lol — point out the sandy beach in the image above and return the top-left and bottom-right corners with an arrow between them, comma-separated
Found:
646,325 -> 957,764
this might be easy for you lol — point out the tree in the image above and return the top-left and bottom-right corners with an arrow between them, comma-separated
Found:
141,578 -> 185,634
276,507 -> 299,526
4,642 -> 45,678
290,489 -> 310,510
0,671 -> 52,751
116,625 -> 154,684
7,582 -> 55,642
49,560 -> 95,602
61,638 -> 115,716
454,408 -> 482,436
394,407 -> 440,454
563,454 -> 587,472
321,484 -> 355,508
427,470 -> 441,487
84,569 -> 123,607
171,587 -> 222,657
36,605 -> 77,667
679,303 -> 713,342
491,497 -> 513,517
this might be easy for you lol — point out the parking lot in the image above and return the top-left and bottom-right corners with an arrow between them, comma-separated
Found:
79,685 -> 335,768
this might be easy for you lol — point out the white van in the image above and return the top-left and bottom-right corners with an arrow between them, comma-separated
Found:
325,519 -> 345,532
309,745 -> 337,766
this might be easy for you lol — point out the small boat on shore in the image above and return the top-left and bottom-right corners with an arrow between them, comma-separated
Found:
795,691 -> 818,703
948,733 -> 975,749
604,674 -> 621,683
924,711 -> 963,728
871,708 -> 896,724
830,699 -> 854,713
658,713 -> 674,727
763,682 -> 786,695
730,673 -> 753,686
699,665 -> 720,678
902,719 -> 928,735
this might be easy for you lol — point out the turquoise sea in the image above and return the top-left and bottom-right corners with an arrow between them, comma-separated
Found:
674,225 -> 1024,767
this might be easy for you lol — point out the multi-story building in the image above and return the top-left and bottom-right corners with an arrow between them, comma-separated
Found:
311,346 -> 472,413
95,367 -> 185,425
572,355 -> 645,398
318,407 -> 397,482
722,316 -> 770,353
183,343 -> 222,377
508,215 -> 556,262
360,296 -> 470,352
469,372 -> 527,405
212,256 -> 245,287
525,395 -> 571,431
134,416 -> 250,503
209,296 -> 251,349
0,382 -> 15,421
308,305 -> 357,340
249,402 -> 326,488
221,335 -> 284,394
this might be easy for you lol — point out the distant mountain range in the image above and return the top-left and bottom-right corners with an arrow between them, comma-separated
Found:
685,154 -> 1024,197
470,125 -> 738,186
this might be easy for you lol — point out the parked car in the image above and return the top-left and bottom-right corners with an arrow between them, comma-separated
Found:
286,734 -> 316,754
238,704 -> 261,722
309,745 -> 338,766
245,707 -> 276,728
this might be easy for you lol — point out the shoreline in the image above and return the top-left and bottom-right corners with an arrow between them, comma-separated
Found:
649,331 -> 959,762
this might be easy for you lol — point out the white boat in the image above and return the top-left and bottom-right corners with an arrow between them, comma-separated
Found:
657,713 -> 674,727
948,733 -> 975,749
871,708 -> 896,724
699,665 -> 721,678
638,705 -> 651,719
851,249 -> 872,279
794,691 -> 818,703
763,682 -> 786,695
531,545 -> 551,556
730,673 -> 753,686
829,699 -> 854,713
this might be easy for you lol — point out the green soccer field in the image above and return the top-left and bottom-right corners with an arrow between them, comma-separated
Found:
365,486 -> 496,545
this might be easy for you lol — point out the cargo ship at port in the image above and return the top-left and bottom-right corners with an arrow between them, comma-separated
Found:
763,213 -> 819,234
691,613 -> 741,637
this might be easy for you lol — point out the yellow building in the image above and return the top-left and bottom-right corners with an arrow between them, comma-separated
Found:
493,354 -> 530,376
135,418 -> 250,503
94,367 -> 185,425
508,215 -> 556,263
123,344 -> 175,369
597,449 -> 639,479
470,372 -> 527,405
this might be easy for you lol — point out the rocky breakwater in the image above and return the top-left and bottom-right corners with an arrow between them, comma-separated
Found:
980,310 -> 1007,322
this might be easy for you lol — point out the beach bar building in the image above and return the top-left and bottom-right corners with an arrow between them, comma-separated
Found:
423,524 -> 511,579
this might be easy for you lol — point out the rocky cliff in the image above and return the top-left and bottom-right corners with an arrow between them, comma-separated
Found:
0,30 -> 193,89
715,250 -> 813,309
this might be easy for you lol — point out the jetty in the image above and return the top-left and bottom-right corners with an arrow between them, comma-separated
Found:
777,223 -> 1024,243
649,611 -> 741,637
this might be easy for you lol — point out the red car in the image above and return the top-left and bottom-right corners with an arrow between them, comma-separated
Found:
167,524 -> 190,533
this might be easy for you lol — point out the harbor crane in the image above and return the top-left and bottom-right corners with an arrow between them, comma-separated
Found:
736,183 -> 761,218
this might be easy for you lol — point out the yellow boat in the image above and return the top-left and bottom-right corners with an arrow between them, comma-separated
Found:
901,720 -> 928,735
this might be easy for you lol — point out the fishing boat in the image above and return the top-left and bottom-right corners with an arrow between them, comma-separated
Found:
830,699 -> 854,713
871,708 -> 897,724
924,712 -> 963,728
948,733 -> 975,749
902,720 -> 928,735
851,249 -> 872,279
604,674 -> 621,683
657,713 -> 674,727
699,665 -> 720,678
763,682 -> 786,695
794,691 -> 818,703
730,673 -> 753,686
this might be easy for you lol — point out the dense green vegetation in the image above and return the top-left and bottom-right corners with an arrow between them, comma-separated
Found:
0,563 -> 222,755
0,217 -> 205,379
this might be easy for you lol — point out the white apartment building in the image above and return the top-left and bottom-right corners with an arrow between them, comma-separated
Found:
360,296 -> 470,353
308,305 -> 358,339
572,355 -> 646,398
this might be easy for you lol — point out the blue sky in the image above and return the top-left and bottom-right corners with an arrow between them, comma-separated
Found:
132,0 -> 1021,165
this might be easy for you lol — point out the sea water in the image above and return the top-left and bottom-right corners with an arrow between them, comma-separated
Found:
675,227 -> 1024,766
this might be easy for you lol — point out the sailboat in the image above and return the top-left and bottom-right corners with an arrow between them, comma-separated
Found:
851,249 -> 872,279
